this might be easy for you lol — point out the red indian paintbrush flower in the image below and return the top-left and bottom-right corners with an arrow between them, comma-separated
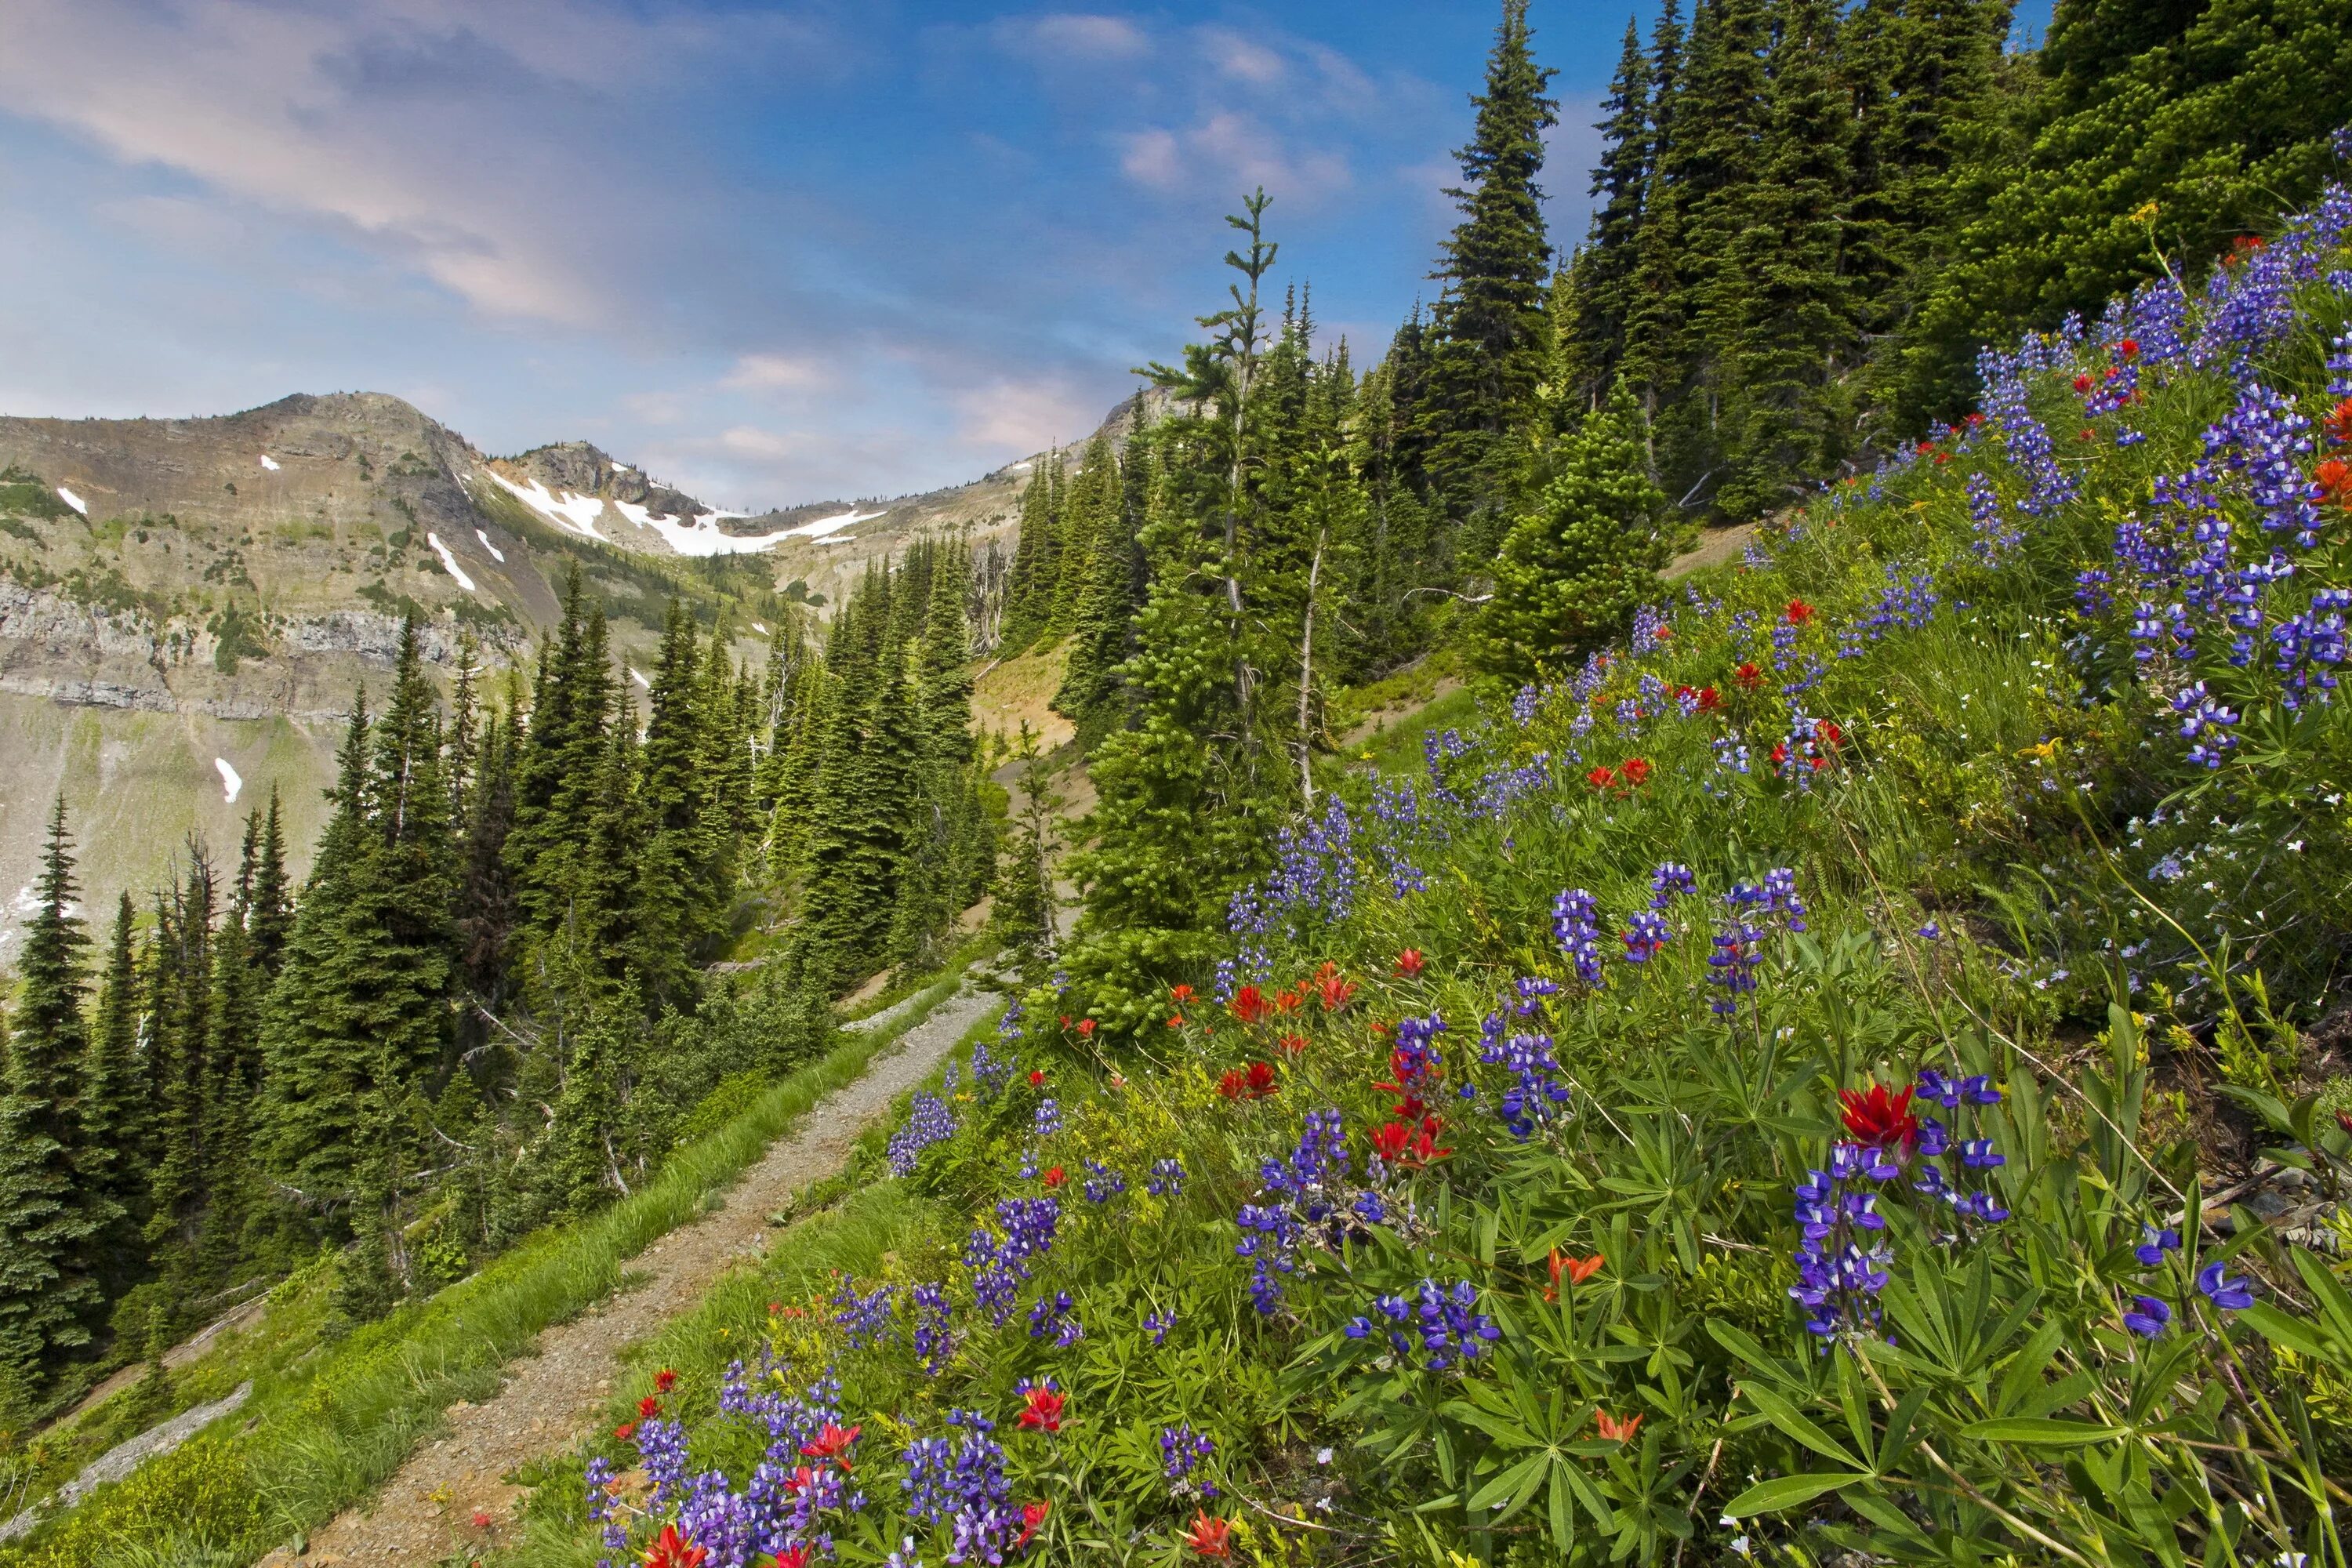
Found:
1229,984 -> 1271,1025
654,1367 -> 678,1394
1043,1165 -> 1066,1187
638,1395 -> 662,1418
1185,1514 -> 1233,1559
1838,1083 -> 1919,1151
1394,949 -> 1425,978
1786,598 -> 1816,625
2326,397 -> 2352,446
1733,662 -> 1763,689
1276,1031 -> 1308,1058
1018,1501 -> 1051,1549
1587,764 -> 1615,789
800,1422 -> 860,1468
2118,336 -> 2140,358
1076,1018 -> 1096,1038
1315,962 -> 1356,1011
1018,1386 -> 1065,1432
1619,757 -> 1652,786
644,1523 -> 709,1568
1697,684 -> 1722,713
2317,457 -> 2352,509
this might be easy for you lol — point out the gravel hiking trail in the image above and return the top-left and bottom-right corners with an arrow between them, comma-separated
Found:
273,977 -> 999,1566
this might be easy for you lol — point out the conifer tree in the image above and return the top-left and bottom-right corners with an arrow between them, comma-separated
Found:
457,706 -> 521,1011
1719,0 -> 1855,514
508,569 -> 614,940
81,894 -> 148,1297
635,601 -> 717,1004
1618,0 -> 1690,439
1051,430 -> 1142,737
1469,386 -> 1669,687
0,800 -> 106,1381
245,789 -> 292,975
1076,194 -> 1303,1033
1562,17 -> 1655,409
145,848 -> 217,1308
1422,0 -> 1559,539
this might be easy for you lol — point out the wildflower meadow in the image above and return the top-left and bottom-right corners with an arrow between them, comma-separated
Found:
528,164 -> 2352,1568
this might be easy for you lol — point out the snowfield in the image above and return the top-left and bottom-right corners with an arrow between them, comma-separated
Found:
426,533 -> 477,592
215,757 -> 242,804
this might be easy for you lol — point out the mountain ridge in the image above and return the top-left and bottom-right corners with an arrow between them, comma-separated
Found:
0,383 -> 1138,956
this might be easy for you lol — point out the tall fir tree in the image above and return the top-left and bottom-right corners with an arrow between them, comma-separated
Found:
1421,0 -> 1559,550
0,800 -> 106,1385
80,894 -> 149,1299
1561,17 -> 1655,411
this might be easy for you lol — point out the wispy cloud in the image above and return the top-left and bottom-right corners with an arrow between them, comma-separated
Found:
0,0 -> 1617,509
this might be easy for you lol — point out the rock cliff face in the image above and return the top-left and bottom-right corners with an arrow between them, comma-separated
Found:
0,387 -> 1138,953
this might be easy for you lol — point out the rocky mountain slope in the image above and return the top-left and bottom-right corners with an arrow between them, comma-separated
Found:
0,387 -> 1131,956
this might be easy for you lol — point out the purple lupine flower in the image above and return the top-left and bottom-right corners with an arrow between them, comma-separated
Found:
1551,887 -> 1604,985
2196,1261 -> 2256,1311
889,1093 -> 958,1177
1650,862 -> 1697,909
833,1278 -> 898,1351
1623,909 -> 1671,964
2123,1295 -> 2172,1337
1159,1423 -> 1219,1498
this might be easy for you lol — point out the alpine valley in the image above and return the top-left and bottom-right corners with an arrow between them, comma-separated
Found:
0,388 -> 1126,951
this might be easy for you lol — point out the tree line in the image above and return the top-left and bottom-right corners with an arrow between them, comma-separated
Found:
0,546 -> 994,1412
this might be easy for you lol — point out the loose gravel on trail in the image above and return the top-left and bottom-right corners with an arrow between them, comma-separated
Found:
274,978 -> 999,1566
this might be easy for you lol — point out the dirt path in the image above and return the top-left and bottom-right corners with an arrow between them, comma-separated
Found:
274,978 -> 1000,1566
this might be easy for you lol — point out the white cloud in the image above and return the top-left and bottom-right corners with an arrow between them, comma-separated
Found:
1020,14 -> 1149,61
1200,27 -> 1286,85
723,352 -> 834,393
1120,129 -> 1185,189
949,378 -> 1099,454
0,0 -> 829,328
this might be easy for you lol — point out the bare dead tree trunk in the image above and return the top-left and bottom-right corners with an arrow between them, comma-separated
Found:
1297,524 -> 1326,806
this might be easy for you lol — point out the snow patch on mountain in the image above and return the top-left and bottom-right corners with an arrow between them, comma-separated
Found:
56,487 -> 86,516
215,757 -> 242,804
426,532 -> 476,592
475,528 -> 505,563
486,470 -> 607,539
259,454 -> 281,471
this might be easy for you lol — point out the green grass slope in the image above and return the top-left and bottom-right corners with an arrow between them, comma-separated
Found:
480,183 -> 2352,1566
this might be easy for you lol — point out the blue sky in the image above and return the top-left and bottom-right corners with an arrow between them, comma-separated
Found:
0,2 -> 2046,510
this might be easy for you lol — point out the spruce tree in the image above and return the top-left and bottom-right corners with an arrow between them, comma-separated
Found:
1468,386 -> 1669,687
1719,0 -> 1855,515
1618,0 -> 1690,441
1051,431 -> 1140,737
1562,17 -> 1655,409
1422,0 -> 1559,539
0,800 -> 106,1379
145,848 -> 217,1297
81,893 -> 149,1298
